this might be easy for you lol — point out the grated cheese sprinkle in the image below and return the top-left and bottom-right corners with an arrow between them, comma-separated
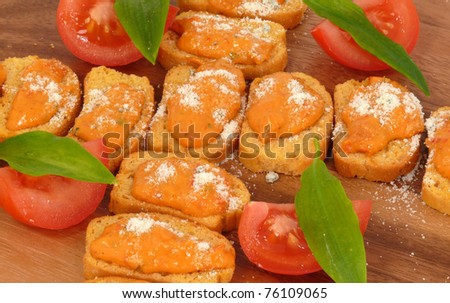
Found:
173,68 -> 240,112
212,108 -> 229,125
196,241 -> 211,252
238,0 -> 284,17
124,216 -> 184,237
193,164 -> 240,211
18,65 -> 79,128
425,115 -> 447,140
187,13 -> 274,44
287,79 -> 316,106
349,81 -> 423,126
155,162 -> 176,183
177,84 -> 202,110
23,75 -> 63,106
254,77 -> 275,99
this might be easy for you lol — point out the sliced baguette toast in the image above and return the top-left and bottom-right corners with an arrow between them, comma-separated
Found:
83,213 -> 235,282
238,72 -> 333,175
177,0 -> 307,29
0,56 -> 81,140
148,61 -> 246,163
422,106 -> 450,214
109,152 -> 250,232
157,10 -> 287,80
333,78 -> 424,182
68,66 -> 155,172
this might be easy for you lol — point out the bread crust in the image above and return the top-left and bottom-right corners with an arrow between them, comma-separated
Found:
157,11 -> 287,80
83,213 -> 235,282
177,0 -> 308,29
85,276 -> 149,283
109,152 -> 250,232
238,72 -> 333,176
332,78 -> 423,182
67,66 -> 155,172
148,64 -> 246,163
0,56 -> 81,140
422,106 -> 450,214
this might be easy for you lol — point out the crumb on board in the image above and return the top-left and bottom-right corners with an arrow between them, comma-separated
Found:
265,171 -> 279,183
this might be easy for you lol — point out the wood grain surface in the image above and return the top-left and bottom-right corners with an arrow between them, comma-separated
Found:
0,0 -> 449,283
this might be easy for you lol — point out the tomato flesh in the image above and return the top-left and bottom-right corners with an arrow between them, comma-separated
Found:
0,140 -> 108,230
56,0 -> 142,66
238,200 -> 372,275
165,5 -> 180,33
311,0 -> 420,71
77,1 -> 129,48
57,1 -> 179,66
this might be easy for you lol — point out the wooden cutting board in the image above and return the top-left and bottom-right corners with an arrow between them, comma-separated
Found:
0,0 -> 449,283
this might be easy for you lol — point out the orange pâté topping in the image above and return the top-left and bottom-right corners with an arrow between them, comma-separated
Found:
90,215 -> 235,274
6,59 -> 79,130
246,72 -> 325,142
131,158 -> 240,217
172,13 -> 276,65
166,61 -> 245,148
340,77 -> 424,155
425,113 -> 450,179
73,83 -> 146,146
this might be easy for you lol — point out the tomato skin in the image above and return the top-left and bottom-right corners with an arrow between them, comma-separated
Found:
311,0 -> 420,71
0,140 -> 108,230
238,200 -> 372,275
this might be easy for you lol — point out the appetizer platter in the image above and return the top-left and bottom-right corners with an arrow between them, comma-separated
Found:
0,0 -> 449,283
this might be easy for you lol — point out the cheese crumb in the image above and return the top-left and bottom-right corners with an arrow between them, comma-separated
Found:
265,171 -> 279,183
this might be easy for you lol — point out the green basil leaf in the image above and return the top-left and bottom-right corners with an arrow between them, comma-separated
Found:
295,143 -> 366,282
114,0 -> 169,64
0,131 -> 115,184
304,0 -> 429,95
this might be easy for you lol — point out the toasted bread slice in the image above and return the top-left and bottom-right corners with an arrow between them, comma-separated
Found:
83,213 -> 235,282
238,72 -> 333,175
109,152 -> 250,232
422,106 -> 450,214
148,61 -> 246,163
333,78 -> 424,182
157,11 -> 287,80
68,66 -> 155,172
177,0 -> 308,29
0,56 -> 81,140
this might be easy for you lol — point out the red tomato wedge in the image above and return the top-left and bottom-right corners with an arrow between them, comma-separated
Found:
311,0 -> 420,71
165,5 -> 180,33
238,200 -> 372,275
0,140 -> 108,230
56,0 -> 179,66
